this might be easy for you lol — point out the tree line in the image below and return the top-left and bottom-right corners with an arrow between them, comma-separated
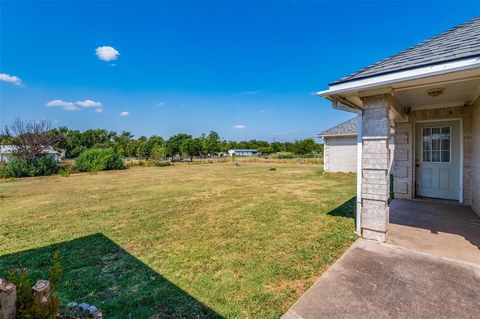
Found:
1,121 -> 323,161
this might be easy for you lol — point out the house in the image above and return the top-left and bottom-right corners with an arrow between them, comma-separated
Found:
319,116 -> 395,173
319,16 -> 480,242
227,149 -> 258,156
0,145 -> 64,163
318,117 -> 359,172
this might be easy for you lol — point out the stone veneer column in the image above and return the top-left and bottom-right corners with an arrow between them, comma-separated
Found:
360,94 -> 392,242
392,122 -> 413,199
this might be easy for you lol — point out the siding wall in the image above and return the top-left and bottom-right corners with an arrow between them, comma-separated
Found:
323,136 -> 357,173
472,100 -> 480,216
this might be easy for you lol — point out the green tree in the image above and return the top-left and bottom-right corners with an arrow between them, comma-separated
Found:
126,140 -> 140,158
257,146 -> 273,154
136,141 -> 148,159
165,133 -> 192,159
150,145 -> 167,160
204,131 -> 221,156
293,138 -> 318,155
113,131 -> 134,157
180,137 -> 203,161
145,135 -> 164,158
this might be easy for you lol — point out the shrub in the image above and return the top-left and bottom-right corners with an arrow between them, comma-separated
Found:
271,152 -> 295,159
152,161 -> 172,167
0,156 -> 58,178
1,158 -> 31,177
129,160 -> 171,167
6,251 -> 63,319
76,148 -> 124,172
59,162 -> 76,177
29,156 -> 59,176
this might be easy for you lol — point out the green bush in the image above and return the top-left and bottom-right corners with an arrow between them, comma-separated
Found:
152,161 -> 172,167
7,251 -> 63,319
59,162 -> 76,177
0,156 -> 58,178
29,156 -> 59,176
1,158 -> 31,177
76,148 -> 125,172
271,152 -> 295,159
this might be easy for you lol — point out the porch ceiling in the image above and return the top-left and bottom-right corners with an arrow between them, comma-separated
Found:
395,76 -> 480,110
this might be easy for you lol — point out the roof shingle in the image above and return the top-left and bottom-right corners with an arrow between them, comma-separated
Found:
318,117 -> 358,137
330,16 -> 480,85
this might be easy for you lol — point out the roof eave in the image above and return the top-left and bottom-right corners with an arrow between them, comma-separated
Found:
318,57 -> 480,100
318,133 -> 357,138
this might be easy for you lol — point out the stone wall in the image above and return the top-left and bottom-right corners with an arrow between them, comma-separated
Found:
360,94 -> 392,242
323,136 -> 357,173
392,105 -> 473,206
392,122 -> 413,199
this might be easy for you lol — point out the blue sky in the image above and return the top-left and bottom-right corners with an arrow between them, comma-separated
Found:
1,1 -> 478,141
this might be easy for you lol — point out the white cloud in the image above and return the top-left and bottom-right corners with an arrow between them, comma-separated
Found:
119,111 -> 130,117
75,99 -> 102,108
234,124 -> 245,129
157,102 -> 164,106
0,73 -> 22,86
95,46 -> 120,61
46,99 -> 104,112
46,99 -> 80,111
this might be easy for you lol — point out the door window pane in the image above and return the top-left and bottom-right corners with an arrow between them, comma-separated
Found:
441,139 -> 450,151
441,151 -> 450,162
441,127 -> 450,139
423,151 -> 430,162
422,126 -> 451,163
432,127 -> 441,140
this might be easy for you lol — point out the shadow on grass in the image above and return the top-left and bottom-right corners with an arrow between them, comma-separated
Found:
0,233 -> 224,319
327,197 -> 356,219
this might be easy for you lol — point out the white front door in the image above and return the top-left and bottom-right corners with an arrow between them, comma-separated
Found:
415,120 -> 460,201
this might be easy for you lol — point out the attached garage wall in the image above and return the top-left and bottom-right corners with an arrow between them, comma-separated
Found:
323,136 -> 357,173
472,100 -> 480,217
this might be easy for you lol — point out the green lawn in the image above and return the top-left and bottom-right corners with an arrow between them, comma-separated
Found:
0,162 -> 356,318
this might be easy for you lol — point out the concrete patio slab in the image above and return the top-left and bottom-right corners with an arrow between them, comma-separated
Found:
282,239 -> 480,319
389,199 -> 480,265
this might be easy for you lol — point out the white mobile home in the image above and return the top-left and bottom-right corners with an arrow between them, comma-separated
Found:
0,145 -> 64,163
227,149 -> 258,157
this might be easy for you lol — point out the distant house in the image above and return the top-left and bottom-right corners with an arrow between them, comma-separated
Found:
318,117 -> 359,173
227,149 -> 258,157
0,145 -> 65,163
319,117 -> 394,173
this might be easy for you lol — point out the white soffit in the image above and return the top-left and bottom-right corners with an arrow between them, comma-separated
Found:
395,77 -> 480,109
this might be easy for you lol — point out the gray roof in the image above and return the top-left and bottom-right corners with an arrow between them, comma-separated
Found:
318,117 -> 358,137
331,16 -> 480,85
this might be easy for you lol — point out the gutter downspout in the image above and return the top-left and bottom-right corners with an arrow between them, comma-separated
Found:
356,113 -> 363,236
